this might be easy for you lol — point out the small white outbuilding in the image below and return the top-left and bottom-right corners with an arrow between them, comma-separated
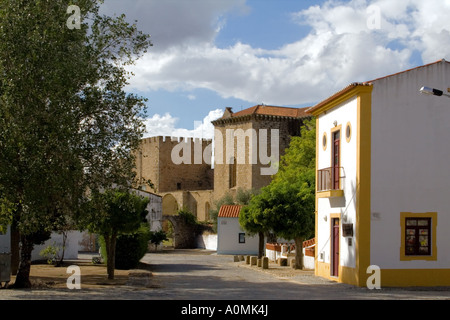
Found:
216,205 -> 259,255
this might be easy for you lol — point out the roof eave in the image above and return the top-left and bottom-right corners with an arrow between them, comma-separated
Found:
307,83 -> 373,116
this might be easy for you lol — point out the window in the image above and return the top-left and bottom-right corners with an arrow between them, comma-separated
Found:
239,233 -> 245,243
405,218 -> 431,255
400,212 -> 437,261
229,156 -> 236,188
345,122 -> 352,143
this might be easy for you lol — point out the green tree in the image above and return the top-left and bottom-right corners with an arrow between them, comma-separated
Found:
209,192 -> 234,232
239,205 -> 269,258
84,190 -> 149,279
240,119 -> 316,268
0,1 -> 151,287
149,229 -> 168,251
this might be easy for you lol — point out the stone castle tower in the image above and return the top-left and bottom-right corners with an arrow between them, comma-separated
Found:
136,105 -> 311,222
211,105 -> 310,200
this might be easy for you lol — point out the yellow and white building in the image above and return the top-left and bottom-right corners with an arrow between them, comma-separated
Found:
307,59 -> 450,287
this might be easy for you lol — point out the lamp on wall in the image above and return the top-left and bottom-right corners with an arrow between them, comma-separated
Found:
419,86 -> 450,98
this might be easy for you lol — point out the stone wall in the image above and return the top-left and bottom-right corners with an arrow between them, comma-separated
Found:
160,189 -> 213,221
164,215 -> 214,249
135,136 -> 213,194
213,116 -> 304,201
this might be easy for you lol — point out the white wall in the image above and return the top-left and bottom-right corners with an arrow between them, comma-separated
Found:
196,233 -> 217,251
303,248 -> 315,270
217,217 -> 259,255
32,231 -> 85,261
316,96 -> 358,269
132,189 -> 163,232
370,61 -> 450,269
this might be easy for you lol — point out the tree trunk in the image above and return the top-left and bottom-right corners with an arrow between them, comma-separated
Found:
105,234 -> 117,280
293,237 -> 304,270
13,235 -> 34,288
258,232 -> 265,258
10,225 -> 20,275
56,231 -> 68,267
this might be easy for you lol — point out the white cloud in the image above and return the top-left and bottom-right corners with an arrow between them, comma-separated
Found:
143,109 -> 223,140
125,0 -> 450,106
100,0 -> 249,52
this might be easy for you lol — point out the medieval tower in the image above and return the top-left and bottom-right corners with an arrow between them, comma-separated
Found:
211,105 -> 310,201
136,105 -> 311,223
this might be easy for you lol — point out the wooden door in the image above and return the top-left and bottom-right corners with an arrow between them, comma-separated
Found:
332,218 -> 339,277
332,131 -> 340,190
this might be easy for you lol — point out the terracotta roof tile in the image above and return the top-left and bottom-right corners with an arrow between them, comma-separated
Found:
231,105 -> 310,118
213,105 -> 311,124
217,205 -> 243,218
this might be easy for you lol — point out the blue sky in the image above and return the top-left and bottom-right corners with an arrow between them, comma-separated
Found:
100,0 -> 450,138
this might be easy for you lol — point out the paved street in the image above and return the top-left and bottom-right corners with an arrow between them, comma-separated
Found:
1,249 -> 450,301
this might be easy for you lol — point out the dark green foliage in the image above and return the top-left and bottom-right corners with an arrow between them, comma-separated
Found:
114,224 -> 151,270
149,229 -> 168,250
177,208 -> 198,225
99,223 -> 151,270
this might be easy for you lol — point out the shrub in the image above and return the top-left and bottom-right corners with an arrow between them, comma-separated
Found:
149,229 -> 168,251
114,223 -> 151,270
99,223 -> 151,270
39,242 -> 61,265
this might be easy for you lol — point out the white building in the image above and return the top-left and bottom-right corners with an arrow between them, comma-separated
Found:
308,59 -> 450,287
132,189 -> 163,232
216,205 -> 260,255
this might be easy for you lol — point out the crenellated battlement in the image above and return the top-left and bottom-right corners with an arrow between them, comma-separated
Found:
140,135 -> 212,145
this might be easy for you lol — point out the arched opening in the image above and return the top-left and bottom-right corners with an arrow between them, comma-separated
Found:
162,194 -> 179,248
162,194 -> 179,216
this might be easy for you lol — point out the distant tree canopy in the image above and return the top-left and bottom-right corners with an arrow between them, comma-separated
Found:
239,118 -> 316,268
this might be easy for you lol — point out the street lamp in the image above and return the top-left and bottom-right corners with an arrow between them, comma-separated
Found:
419,86 -> 450,98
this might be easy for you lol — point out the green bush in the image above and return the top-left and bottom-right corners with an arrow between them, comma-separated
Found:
99,223 -> 151,270
115,223 -> 151,270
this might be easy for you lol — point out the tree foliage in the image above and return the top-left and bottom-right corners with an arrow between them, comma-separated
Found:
0,0 -> 151,287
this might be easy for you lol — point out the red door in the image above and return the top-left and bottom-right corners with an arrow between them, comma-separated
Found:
332,131 -> 340,190
332,218 -> 339,277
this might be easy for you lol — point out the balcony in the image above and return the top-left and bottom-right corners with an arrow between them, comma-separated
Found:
317,167 -> 344,198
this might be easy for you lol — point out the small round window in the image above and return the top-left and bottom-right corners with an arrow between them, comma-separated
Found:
322,132 -> 327,150
345,122 -> 352,143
